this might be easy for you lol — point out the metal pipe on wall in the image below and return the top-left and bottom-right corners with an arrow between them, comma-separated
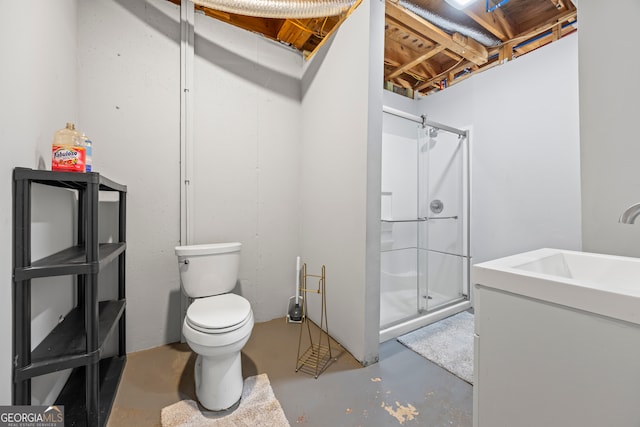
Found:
180,0 -> 194,247
180,0 -> 195,341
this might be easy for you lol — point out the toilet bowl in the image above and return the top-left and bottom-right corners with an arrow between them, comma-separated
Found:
175,242 -> 254,411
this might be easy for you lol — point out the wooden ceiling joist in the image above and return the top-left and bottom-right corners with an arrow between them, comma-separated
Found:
277,20 -> 315,50
386,0 -> 489,66
384,0 -> 577,97
384,37 -> 435,80
386,45 -> 445,80
508,9 -> 577,50
168,0 -> 577,99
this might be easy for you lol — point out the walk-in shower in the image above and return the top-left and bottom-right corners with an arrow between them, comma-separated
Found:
380,106 -> 471,342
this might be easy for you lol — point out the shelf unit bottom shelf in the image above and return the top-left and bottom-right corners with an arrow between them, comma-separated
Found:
55,355 -> 126,427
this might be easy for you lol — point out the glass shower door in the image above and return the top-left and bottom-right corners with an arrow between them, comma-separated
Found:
380,109 -> 470,333
418,126 -> 469,311
380,114 -> 422,329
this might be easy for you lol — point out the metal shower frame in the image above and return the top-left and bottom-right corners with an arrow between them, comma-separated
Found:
380,105 -> 472,341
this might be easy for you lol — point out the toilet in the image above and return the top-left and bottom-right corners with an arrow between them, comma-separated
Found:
175,242 -> 254,411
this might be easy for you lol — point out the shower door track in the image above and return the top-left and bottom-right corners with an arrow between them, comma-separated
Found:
380,300 -> 472,343
382,105 -> 423,125
383,105 -> 469,138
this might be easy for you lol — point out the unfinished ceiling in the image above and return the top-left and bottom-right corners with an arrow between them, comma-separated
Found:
385,0 -> 577,96
170,0 -> 577,97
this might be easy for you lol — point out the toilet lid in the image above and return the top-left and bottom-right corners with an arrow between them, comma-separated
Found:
186,294 -> 251,331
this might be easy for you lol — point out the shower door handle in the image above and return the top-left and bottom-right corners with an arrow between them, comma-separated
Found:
381,218 -> 428,223
380,216 -> 457,223
425,216 -> 458,220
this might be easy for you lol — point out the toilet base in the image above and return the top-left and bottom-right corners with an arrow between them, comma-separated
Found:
195,351 -> 243,411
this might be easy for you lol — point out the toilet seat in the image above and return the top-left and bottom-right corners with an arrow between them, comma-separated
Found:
183,309 -> 254,349
186,294 -> 252,334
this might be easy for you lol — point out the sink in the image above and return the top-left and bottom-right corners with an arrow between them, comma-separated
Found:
472,248 -> 640,427
473,248 -> 640,325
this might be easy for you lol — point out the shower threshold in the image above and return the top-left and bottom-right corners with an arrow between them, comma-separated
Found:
379,299 -> 472,343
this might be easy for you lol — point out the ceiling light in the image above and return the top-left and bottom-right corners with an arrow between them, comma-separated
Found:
444,0 -> 478,10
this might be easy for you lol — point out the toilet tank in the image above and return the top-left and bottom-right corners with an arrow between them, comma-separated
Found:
175,242 -> 242,298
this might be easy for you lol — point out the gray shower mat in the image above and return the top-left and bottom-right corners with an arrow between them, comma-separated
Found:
397,311 -> 474,384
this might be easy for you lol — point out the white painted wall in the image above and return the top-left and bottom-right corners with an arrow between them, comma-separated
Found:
77,0 -> 183,351
578,0 -> 640,257
383,89 -> 420,117
363,0 -> 385,362
0,0 -> 80,405
300,0 -> 384,364
77,0 -> 303,351
29,186 -> 76,405
76,0 -> 383,365
191,11 -> 303,322
419,34 -> 582,264
5,0 -> 608,399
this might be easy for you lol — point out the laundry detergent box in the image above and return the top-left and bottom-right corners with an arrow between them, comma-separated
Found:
52,144 -> 86,172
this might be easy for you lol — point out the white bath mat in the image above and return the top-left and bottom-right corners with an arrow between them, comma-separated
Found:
397,311 -> 474,384
161,374 -> 290,427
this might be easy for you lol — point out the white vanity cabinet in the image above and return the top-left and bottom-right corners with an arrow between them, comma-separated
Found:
473,248 -> 640,427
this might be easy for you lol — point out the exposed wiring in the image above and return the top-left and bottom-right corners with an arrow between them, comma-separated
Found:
486,0 -> 510,13
288,16 -> 333,39
414,57 -> 465,88
320,16 -> 329,37
495,17 -> 577,49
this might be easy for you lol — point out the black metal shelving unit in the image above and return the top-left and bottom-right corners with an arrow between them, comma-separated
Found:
12,167 -> 127,427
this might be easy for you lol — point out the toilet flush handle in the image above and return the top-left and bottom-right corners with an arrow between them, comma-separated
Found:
180,259 -> 189,265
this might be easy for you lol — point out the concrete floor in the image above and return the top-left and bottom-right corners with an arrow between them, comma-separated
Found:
107,318 -> 472,426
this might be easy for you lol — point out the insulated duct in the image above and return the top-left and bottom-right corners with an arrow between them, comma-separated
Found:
191,0 -> 357,19
399,0 -> 501,47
